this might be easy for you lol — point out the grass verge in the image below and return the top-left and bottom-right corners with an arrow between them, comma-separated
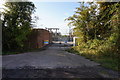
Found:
2,48 -> 46,55
2,48 -> 45,55
2,44 -> 52,55
66,48 -> 119,71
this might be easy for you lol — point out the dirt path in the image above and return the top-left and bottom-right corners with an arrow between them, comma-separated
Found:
2,43 -> 119,78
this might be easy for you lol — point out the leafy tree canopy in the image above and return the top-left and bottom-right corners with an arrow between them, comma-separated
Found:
2,1 -> 36,51
66,2 -> 120,57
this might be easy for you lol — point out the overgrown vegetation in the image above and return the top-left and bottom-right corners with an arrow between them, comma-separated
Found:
66,2 -> 120,71
2,1 -> 36,54
66,47 -> 119,71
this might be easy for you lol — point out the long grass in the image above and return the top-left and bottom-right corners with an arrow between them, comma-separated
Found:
66,48 -> 119,71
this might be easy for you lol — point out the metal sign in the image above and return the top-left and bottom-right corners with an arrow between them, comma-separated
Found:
44,40 -> 49,44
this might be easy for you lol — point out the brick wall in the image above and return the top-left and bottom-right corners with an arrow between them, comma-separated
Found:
26,29 -> 52,49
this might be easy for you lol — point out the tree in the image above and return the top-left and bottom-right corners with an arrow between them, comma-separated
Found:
66,2 -> 120,57
66,2 -> 98,43
2,1 -> 36,51
97,2 -> 120,55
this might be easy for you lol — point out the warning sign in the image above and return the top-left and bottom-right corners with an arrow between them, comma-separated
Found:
44,40 -> 49,44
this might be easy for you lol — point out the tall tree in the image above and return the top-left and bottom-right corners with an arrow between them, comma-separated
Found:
2,1 -> 36,51
66,2 -> 120,57
97,2 -> 120,54
66,2 -> 98,43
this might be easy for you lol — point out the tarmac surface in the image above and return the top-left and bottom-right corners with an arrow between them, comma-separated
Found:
2,42 -> 119,78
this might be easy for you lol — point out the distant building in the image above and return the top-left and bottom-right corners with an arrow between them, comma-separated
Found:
25,29 -> 52,49
45,28 -> 61,41
52,32 -> 61,41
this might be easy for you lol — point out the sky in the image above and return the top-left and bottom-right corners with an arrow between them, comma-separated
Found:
32,2 -> 80,35
0,1 -> 5,12
0,1 -> 80,35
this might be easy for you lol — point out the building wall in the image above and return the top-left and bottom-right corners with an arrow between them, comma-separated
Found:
26,29 -> 52,49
